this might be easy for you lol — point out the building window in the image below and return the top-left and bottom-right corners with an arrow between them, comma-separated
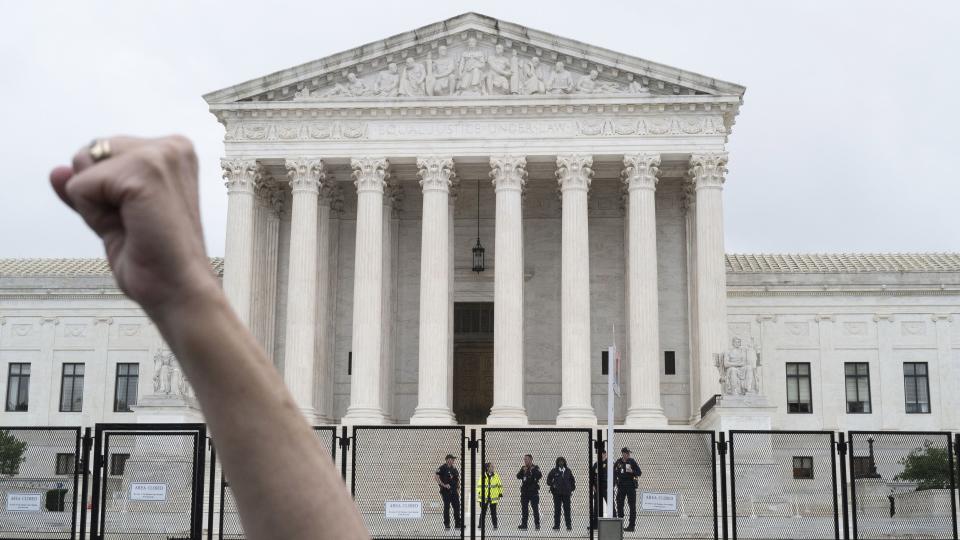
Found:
110,453 -> 130,476
114,363 -> 139,413
844,363 -> 872,414
5,363 -> 30,412
59,363 -> 84,413
785,362 -> 812,413
792,456 -> 814,479
904,362 -> 931,413
55,453 -> 76,475
664,351 -> 676,375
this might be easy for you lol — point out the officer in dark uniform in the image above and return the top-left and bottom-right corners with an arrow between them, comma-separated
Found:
435,454 -> 463,530
614,447 -> 641,532
589,449 -> 608,529
516,454 -> 542,530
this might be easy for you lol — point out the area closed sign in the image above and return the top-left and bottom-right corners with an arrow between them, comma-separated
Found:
385,500 -> 422,519
129,483 -> 167,501
641,492 -> 678,512
6,493 -> 42,512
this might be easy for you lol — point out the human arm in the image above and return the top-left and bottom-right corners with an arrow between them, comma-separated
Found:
50,136 -> 367,540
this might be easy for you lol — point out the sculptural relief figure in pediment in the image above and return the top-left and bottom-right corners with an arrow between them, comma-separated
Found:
457,37 -> 488,95
426,45 -> 457,96
546,61 -> 575,94
520,56 -> 547,95
322,72 -> 372,98
485,43 -> 516,95
375,62 -> 401,97
399,57 -> 427,97
576,69 -> 625,94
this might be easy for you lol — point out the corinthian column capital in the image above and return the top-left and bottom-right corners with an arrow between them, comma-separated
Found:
622,153 -> 661,191
221,159 -> 263,193
285,159 -> 325,193
688,152 -> 728,189
351,157 -> 390,193
417,156 -> 455,192
490,156 -> 528,191
556,154 -> 593,191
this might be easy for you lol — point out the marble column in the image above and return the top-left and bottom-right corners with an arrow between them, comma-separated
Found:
343,158 -> 390,424
622,153 -> 669,427
311,185 -> 334,424
378,181 -> 402,423
556,155 -> 598,426
689,153 -> 729,412
411,156 -> 457,425
251,179 -> 282,358
282,158 -> 324,422
221,159 -> 263,325
487,156 -> 529,425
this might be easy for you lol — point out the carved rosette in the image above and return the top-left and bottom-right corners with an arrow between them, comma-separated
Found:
221,159 -> 263,194
622,153 -> 661,191
556,154 -> 594,191
490,156 -> 528,192
688,153 -> 728,190
285,159 -> 325,194
351,157 -> 390,193
417,156 -> 455,193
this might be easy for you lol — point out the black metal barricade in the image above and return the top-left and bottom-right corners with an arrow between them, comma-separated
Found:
480,428 -> 593,539
352,426 -> 466,539
610,429 -> 718,540
848,431 -> 958,539
90,423 -> 206,540
0,426 -> 81,540
216,426 -> 337,539
729,431 -> 839,540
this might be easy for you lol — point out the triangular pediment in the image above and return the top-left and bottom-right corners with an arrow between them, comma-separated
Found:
204,13 -> 744,105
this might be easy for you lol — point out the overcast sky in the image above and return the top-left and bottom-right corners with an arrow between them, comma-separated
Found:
2,1 -> 958,258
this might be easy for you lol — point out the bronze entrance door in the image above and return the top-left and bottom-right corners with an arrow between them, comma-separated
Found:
453,302 -> 494,424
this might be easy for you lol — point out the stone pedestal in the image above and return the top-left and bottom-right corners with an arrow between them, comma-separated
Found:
696,395 -> 775,432
134,394 -> 203,424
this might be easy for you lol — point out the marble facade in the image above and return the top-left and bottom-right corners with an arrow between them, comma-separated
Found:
2,14 -> 960,432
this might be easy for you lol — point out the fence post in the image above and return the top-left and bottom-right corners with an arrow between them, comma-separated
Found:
469,429 -> 478,540
339,426 -> 350,485
79,427 -> 92,540
208,440 -> 216,540
837,433 -> 850,539
717,432 -> 729,540
89,427 -> 102,540
593,429 -> 604,532
950,433 -> 958,540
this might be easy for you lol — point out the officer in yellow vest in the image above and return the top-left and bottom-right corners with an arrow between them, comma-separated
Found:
476,462 -> 503,531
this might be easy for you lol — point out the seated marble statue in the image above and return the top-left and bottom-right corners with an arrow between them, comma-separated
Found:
718,337 -> 760,396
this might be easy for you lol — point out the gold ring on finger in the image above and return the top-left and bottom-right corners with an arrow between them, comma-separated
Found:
88,138 -> 112,163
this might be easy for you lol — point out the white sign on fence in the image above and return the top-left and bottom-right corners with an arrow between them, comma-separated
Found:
385,500 -> 423,519
641,492 -> 678,512
6,492 -> 43,512
129,483 -> 168,501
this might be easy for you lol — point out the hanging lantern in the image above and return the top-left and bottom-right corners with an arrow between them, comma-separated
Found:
472,179 -> 485,273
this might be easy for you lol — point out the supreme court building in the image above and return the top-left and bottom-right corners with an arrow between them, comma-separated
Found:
2,13 -> 960,432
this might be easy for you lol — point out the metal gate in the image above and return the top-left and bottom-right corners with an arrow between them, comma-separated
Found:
352,426 -> 466,539
216,426 -> 337,539
90,423 -> 206,540
0,426 -> 81,540
729,430 -> 839,540
480,428 -> 593,539
848,431 -> 958,539
611,429 -> 718,540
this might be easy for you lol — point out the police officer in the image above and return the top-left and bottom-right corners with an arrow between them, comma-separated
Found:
589,449 -> 608,529
516,454 -> 542,530
435,454 -> 463,530
547,456 -> 576,531
614,447 -> 641,532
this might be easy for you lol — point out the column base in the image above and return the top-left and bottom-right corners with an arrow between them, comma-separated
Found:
624,407 -> 669,428
556,405 -> 597,427
410,406 -> 457,425
486,406 -> 529,426
341,406 -> 389,425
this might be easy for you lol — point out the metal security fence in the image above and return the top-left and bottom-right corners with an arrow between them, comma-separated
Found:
90,424 -> 206,540
729,431 -> 839,540
352,426 -> 466,539
611,430 -> 718,540
849,431 -> 958,540
216,426 -> 337,539
479,428 -> 593,539
0,426 -> 81,540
